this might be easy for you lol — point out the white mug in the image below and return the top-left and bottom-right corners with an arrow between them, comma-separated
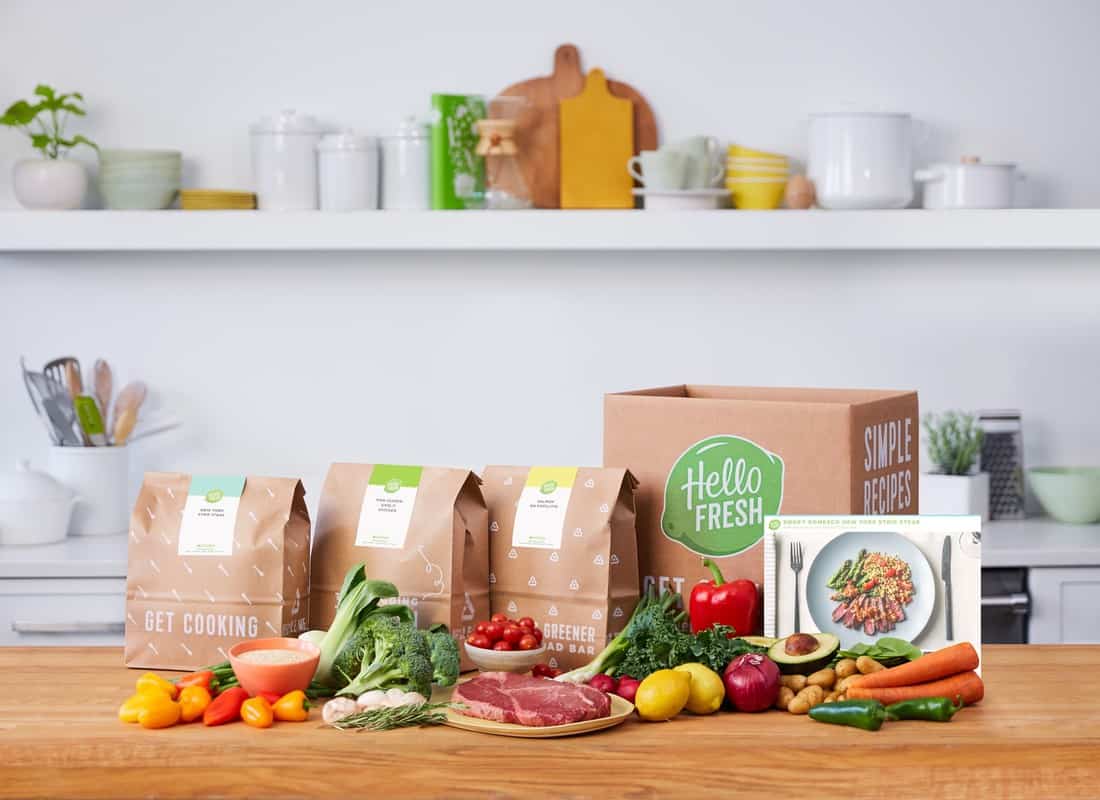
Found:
671,136 -> 724,188
47,445 -> 130,536
627,150 -> 688,190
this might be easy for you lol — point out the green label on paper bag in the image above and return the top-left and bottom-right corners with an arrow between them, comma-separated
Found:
356,465 -> 423,549
177,475 -> 246,556
661,436 -> 784,557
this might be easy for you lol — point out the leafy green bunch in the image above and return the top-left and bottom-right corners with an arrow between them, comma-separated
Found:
923,411 -> 984,476
1,84 -> 97,159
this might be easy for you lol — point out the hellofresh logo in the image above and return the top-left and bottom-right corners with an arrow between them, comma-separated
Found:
661,435 -> 784,557
384,479 -> 402,494
204,489 -> 224,503
540,480 -> 558,495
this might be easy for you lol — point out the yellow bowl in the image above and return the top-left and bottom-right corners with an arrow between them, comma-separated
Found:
728,143 -> 786,161
727,180 -> 787,210
727,167 -> 790,178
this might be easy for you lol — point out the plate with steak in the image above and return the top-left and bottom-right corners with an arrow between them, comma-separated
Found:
440,672 -> 633,738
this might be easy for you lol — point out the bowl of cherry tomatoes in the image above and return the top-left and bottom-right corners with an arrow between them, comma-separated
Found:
465,613 -> 547,673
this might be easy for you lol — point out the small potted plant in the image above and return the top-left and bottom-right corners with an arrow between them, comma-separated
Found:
1,84 -> 97,209
920,411 -> 989,520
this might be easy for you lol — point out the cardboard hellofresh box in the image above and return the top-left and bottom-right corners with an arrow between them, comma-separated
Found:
763,515 -> 981,665
603,386 -> 919,616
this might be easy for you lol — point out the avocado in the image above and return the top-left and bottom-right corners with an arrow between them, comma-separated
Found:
741,636 -> 778,649
768,632 -> 840,675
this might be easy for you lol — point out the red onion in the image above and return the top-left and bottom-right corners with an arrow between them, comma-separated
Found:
723,653 -> 781,712
615,676 -> 641,704
587,674 -> 619,694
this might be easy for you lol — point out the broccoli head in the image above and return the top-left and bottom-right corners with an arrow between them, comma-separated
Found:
337,615 -> 433,699
426,623 -> 460,687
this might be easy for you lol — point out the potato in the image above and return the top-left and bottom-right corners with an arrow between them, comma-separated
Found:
824,691 -> 839,703
780,674 -> 807,692
856,656 -> 885,675
788,685 -> 825,715
836,693 -> 846,702
835,675 -> 859,693
807,668 -> 836,689
775,686 -> 795,711
835,658 -> 858,679
787,695 -> 811,714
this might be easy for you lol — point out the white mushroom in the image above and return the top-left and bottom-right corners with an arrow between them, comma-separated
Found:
356,690 -> 389,711
322,697 -> 359,724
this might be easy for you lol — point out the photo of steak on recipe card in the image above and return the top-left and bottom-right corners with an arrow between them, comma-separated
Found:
311,464 -> 489,668
483,466 -> 639,671
125,473 -> 311,670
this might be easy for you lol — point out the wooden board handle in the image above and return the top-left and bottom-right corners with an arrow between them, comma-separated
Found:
553,44 -> 581,81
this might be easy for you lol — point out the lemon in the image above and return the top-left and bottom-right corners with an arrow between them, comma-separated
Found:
634,668 -> 692,721
674,662 -> 725,715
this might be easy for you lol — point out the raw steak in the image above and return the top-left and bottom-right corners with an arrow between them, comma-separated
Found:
452,672 -> 611,727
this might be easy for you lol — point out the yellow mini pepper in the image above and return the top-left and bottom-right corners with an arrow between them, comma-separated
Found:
271,690 -> 310,722
135,672 -> 179,700
240,696 -> 273,729
178,685 -> 212,723
118,691 -> 181,729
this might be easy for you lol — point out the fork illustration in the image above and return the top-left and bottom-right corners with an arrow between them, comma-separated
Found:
790,540 -> 804,633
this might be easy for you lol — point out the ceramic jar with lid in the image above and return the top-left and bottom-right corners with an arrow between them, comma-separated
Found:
318,131 -> 379,211
250,109 -> 325,211
379,117 -> 430,210
0,461 -> 77,546
808,112 -> 915,209
916,157 -> 1022,209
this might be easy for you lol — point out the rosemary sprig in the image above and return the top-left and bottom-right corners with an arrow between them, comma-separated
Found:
329,702 -> 462,731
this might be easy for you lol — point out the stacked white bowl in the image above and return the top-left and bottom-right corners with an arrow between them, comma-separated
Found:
98,149 -> 182,210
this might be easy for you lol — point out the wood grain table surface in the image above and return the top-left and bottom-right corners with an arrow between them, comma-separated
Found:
1,645 -> 1097,799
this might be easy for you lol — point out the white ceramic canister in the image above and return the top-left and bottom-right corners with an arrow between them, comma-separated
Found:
916,157 -> 1021,209
0,461 -> 77,546
250,109 -> 324,211
808,112 -> 914,209
379,117 -> 430,210
47,446 -> 130,536
318,131 -> 379,211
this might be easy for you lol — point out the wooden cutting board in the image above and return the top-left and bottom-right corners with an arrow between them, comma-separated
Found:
499,44 -> 657,208
559,69 -> 634,209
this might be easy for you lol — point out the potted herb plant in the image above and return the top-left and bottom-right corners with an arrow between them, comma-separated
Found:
2,84 -> 97,209
920,411 -> 989,520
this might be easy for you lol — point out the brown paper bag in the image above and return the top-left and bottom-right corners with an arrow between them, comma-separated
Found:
604,385 -> 919,608
483,466 -> 639,671
124,473 -> 311,670
311,464 -> 489,668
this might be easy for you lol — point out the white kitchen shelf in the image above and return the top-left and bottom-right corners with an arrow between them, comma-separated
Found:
1,209 -> 1100,252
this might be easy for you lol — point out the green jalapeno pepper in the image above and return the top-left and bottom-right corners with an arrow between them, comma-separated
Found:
808,699 -> 887,731
885,695 -> 964,722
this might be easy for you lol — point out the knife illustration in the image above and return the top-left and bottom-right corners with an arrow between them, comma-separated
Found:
941,535 -> 954,641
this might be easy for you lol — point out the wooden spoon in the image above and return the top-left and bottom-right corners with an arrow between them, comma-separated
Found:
112,407 -> 138,446
92,359 -> 113,424
112,380 -> 147,432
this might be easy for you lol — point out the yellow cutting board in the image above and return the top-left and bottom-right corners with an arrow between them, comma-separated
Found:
559,68 -> 635,209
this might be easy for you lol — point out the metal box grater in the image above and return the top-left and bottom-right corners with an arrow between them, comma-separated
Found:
979,410 -> 1025,520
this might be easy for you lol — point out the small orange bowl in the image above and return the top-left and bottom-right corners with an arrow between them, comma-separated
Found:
227,637 -> 320,697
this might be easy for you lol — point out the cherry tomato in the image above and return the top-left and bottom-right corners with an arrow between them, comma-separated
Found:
518,617 -> 535,629
532,628 -> 543,644
518,634 -> 539,651
501,626 -> 524,645
475,621 -> 490,635
531,664 -> 550,677
492,640 -> 513,651
491,613 -> 509,624
483,622 -> 505,642
466,632 -> 480,644
469,634 -> 492,649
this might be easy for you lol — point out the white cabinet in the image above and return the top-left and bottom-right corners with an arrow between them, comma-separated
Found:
1029,567 -> 1100,644
0,578 -> 126,646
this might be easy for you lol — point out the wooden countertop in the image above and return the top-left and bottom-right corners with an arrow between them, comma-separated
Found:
1,645 -> 1097,799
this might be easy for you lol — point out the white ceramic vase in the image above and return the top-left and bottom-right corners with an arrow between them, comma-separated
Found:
12,158 -> 88,209
920,472 -> 990,521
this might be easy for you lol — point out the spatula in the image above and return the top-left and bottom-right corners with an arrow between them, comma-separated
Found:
43,356 -> 90,445
92,359 -> 113,425
74,395 -> 109,446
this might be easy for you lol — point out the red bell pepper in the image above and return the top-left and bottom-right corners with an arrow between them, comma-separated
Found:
689,558 -> 761,637
203,686 -> 249,726
175,669 -> 217,694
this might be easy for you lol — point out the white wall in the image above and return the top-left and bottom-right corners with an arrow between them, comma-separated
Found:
2,1 -> 1099,513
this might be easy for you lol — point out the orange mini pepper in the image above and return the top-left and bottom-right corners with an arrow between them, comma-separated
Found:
272,690 -> 311,722
135,672 -> 178,700
119,691 -> 180,729
240,696 -> 274,729
179,685 -> 212,723
176,670 -> 217,694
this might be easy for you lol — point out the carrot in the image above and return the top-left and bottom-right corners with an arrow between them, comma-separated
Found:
849,642 -> 979,689
848,670 -> 984,706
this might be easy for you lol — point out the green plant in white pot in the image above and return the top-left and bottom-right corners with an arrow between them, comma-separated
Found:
2,84 -> 98,209
920,411 -> 989,520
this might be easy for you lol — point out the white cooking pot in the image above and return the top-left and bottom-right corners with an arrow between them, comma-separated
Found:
808,112 -> 915,209
916,157 -> 1021,209
0,461 -> 77,546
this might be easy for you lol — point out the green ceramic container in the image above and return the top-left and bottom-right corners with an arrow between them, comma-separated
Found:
1027,467 -> 1100,524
